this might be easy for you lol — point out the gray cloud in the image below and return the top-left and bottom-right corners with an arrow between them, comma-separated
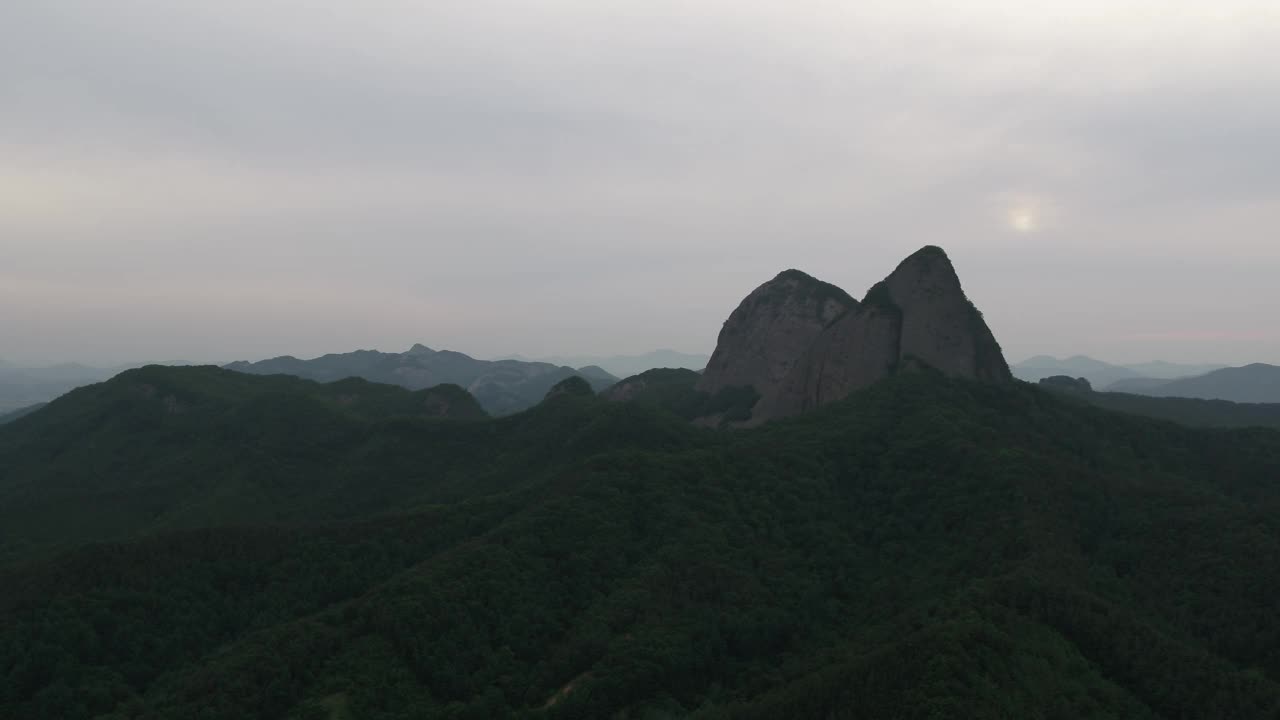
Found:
2,0 -> 1279,366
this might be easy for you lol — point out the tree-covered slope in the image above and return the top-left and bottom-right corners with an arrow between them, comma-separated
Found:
0,366 -> 533,562
1,370 -> 1279,719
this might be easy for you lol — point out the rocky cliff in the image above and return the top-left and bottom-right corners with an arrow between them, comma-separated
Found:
881,246 -> 1010,383
696,270 -> 857,398
752,304 -> 902,421
703,247 -> 1010,424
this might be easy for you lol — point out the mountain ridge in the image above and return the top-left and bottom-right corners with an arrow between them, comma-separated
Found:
225,345 -> 617,416
499,349 -> 710,378
1106,363 -> 1280,403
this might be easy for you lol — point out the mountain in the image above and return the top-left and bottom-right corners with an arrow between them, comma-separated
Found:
2,369 -> 1280,718
1012,355 -> 1143,388
601,367 -> 702,403
574,364 -> 617,385
510,350 -> 711,378
1105,376 -> 1174,393
1038,375 -> 1280,430
224,344 -> 617,415
542,375 -> 595,401
1013,356 -> 1231,389
601,367 -> 759,425
0,366 -> 493,564
1105,363 -> 1280,403
3,248 -> 1280,718
697,269 -> 857,397
705,246 -> 1010,423
1123,360 -> 1228,379
0,360 -> 201,415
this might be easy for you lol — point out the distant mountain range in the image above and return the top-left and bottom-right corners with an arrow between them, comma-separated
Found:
1106,363 -> 1280,404
1014,356 -> 1280,404
1037,375 -> 1280,430
225,344 -> 618,416
1012,355 -> 1227,389
495,349 -> 709,378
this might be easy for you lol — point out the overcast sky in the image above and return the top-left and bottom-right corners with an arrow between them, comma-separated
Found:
3,0 -> 1278,367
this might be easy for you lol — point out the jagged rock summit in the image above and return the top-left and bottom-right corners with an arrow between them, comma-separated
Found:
703,246 -> 1011,424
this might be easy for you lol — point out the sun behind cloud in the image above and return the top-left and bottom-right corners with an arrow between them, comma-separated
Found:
1008,206 -> 1038,233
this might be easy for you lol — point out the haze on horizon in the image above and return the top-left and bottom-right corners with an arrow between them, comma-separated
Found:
3,1 -> 1278,368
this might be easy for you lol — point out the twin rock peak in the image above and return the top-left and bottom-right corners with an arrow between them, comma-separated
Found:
697,245 -> 1011,424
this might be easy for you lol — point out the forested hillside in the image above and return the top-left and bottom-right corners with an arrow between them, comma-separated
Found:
1,368 -> 1278,718
0,366 -> 490,564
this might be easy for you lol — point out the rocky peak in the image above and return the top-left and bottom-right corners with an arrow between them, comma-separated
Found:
881,246 -> 1011,382
703,247 -> 1011,424
407,344 -> 435,356
696,269 -> 857,398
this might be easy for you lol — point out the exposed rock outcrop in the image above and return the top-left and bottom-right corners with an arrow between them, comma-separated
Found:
696,270 -> 857,399
702,247 -> 1011,425
880,246 -> 1010,383
752,305 -> 902,422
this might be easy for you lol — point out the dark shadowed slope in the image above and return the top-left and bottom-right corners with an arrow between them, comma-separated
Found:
0,366 -> 497,563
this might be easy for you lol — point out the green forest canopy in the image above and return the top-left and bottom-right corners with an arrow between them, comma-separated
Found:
0,366 -> 1278,718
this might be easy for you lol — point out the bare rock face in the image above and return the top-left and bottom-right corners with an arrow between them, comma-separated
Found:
881,246 -> 1011,383
696,270 -> 857,398
703,246 -> 1011,425
752,305 -> 902,422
